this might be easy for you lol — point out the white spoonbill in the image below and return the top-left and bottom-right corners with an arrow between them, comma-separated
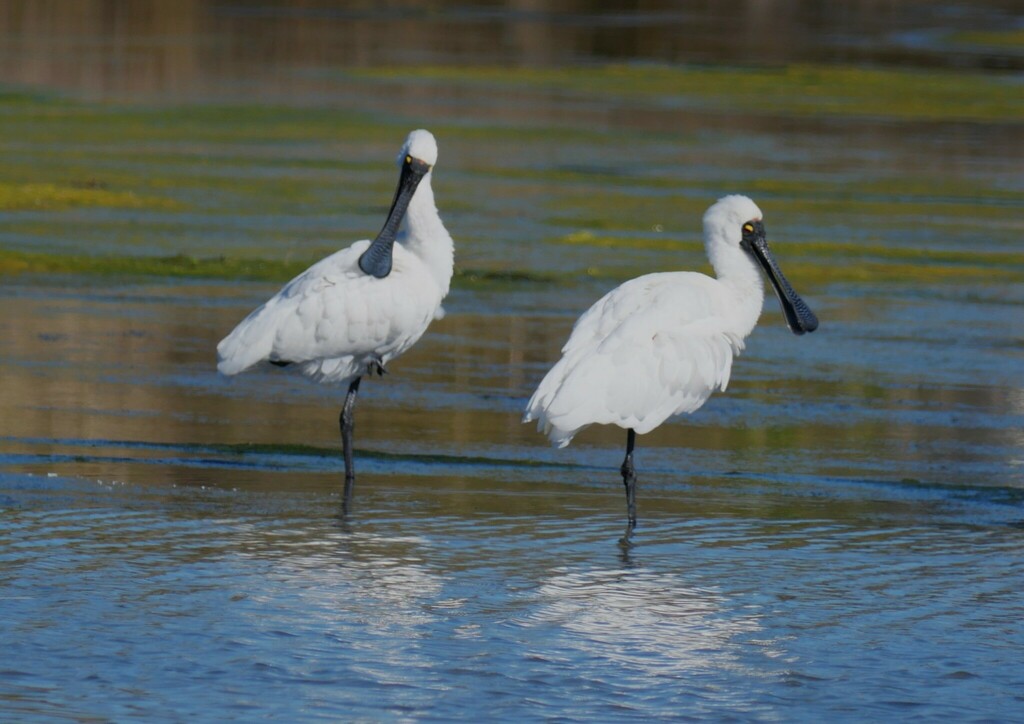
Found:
523,195 -> 818,542
217,129 -> 454,511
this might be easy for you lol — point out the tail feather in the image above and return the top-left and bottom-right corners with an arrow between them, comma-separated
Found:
523,385 -> 583,449
216,306 -> 277,376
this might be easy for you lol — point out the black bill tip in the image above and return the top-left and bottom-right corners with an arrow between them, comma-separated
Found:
358,241 -> 394,278
357,155 -> 432,279
741,221 -> 819,336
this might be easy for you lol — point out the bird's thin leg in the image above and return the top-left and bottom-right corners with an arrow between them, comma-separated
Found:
619,428 -> 638,543
339,376 -> 362,514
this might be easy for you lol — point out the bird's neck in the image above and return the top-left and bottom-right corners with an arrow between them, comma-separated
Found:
707,235 -> 765,333
401,174 -> 455,295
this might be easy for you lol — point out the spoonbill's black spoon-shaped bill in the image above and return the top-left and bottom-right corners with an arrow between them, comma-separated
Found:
523,195 -> 818,544
217,129 -> 454,512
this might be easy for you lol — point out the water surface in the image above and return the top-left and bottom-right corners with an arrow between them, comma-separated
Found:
2,2 -> 1024,721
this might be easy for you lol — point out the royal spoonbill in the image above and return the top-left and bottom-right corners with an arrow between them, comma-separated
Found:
217,129 -> 454,510
523,195 -> 818,542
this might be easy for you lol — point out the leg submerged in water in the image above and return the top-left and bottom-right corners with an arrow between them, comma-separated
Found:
339,376 -> 362,513
619,428 -> 638,544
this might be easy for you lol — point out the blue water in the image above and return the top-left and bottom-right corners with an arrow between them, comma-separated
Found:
3,1 -> 1024,720
3,270 -> 1024,720
3,468 -> 1023,721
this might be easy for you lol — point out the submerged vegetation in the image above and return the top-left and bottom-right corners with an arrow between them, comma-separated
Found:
2,239 -> 1022,289
0,248 -> 308,281
0,60 -> 1021,291
0,181 -> 178,211
0,247 -> 559,288
952,28 -> 1024,49
351,63 -> 1024,123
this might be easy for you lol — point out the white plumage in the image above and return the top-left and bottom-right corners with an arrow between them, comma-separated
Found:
218,129 -> 452,384
217,129 -> 454,507
216,241 -> 447,383
524,271 -> 748,446
524,195 -> 818,541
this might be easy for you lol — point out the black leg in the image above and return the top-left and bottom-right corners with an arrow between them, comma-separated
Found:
619,428 -> 637,544
339,376 -> 362,514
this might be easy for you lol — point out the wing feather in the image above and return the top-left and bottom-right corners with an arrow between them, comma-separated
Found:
217,241 -> 442,382
524,272 -> 746,446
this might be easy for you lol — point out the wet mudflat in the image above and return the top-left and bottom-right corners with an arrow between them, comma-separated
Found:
2,2 -> 1024,720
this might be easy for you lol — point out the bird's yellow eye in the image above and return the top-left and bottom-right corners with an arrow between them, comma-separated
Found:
405,155 -> 412,164
743,223 -> 754,233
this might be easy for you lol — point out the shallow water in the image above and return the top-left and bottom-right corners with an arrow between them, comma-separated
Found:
4,469 -> 1023,721
3,2 -> 1024,721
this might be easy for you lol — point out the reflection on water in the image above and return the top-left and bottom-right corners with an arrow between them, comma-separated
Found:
2,274 -> 1023,719
523,566 -> 760,680
2,280 -> 1022,493
3,469 -> 1022,720
2,0 -> 1024,720
0,0 -> 1021,101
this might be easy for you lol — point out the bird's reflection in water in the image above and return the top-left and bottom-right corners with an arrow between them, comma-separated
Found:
232,524 -> 447,637
518,564 -> 769,679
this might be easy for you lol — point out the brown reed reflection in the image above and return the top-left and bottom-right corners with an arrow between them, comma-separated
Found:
0,0 -> 1017,102
4,280 -> 1019,500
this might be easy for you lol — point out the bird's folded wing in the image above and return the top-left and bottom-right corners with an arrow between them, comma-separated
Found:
525,273 -> 742,442
218,242 -> 436,374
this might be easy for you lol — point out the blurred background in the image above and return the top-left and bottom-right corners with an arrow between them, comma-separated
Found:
1,2 -> 1023,721
1,0 -> 1022,97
